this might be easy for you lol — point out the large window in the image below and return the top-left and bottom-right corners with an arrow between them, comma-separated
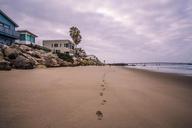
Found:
26,35 -> 31,41
54,43 -> 58,47
30,36 -> 35,43
64,43 -> 69,48
55,50 -> 60,53
4,24 -> 10,29
20,34 -> 26,41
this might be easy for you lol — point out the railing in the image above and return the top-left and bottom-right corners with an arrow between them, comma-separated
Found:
0,26 -> 20,38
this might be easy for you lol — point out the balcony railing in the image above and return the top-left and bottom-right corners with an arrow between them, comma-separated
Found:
0,26 -> 20,38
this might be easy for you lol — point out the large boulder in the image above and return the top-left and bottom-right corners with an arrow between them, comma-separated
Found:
0,49 -> 4,60
3,47 -> 19,59
61,61 -> 73,67
0,49 -> 11,70
18,44 -> 32,52
42,53 -> 60,67
44,57 -> 59,67
26,50 -> 42,58
35,58 -> 46,65
72,60 -> 80,66
12,55 -> 34,69
21,53 -> 39,66
0,59 -> 11,70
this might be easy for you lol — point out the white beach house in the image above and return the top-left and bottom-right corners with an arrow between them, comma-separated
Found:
43,40 -> 76,55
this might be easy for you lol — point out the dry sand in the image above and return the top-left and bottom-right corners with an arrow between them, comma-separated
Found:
0,66 -> 192,128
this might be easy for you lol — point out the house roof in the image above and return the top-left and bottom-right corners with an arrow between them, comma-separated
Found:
0,9 -> 19,27
43,39 -> 75,44
17,30 -> 38,37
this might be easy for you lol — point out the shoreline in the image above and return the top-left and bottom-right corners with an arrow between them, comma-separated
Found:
123,66 -> 192,85
124,66 -> 192,77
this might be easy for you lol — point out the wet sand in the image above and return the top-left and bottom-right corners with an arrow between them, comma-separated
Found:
0,66 -> 192,128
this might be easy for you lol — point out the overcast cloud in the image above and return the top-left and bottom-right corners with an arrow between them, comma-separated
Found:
0,0 -> 192,63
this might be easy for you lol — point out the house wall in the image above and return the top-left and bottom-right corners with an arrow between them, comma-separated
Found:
43,40 -> 76,54
18,32 -> 36,44
0,13 -> 15,31
0,35 -> 14,45
0,12 -> 18,45
17,40 -> 32,44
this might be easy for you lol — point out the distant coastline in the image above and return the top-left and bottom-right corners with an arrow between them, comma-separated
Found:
108,62 -> 192,76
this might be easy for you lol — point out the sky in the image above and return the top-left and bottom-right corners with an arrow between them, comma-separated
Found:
0,0 -> 192,63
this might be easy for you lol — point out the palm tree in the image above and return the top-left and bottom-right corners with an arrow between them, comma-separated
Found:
69,26 -> 82,45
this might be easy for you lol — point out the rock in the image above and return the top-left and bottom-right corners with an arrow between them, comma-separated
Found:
0,43 -> 7,50
55,58 -> 65,66
21,53 -> 38,66
36,64 -> 47,68
35,58 -> 46,65
44,57 -> 59,67
18,44 -> 32,52
72,60 -> 80,66
3,47 -> 19,59
0,49 -> 4,60
41,53 -> 61,67
12,55 -> 34,69
62,61 -> 73,66
25,50 -> 42,58
0,60 -> 11,70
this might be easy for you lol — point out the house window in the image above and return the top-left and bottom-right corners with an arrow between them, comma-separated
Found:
26,35 -> 31,41
64,43 -> 69,48
29,35 -> 33,43
31,36 -> 35,43
71,45 -> 74,49
4,24 -> 10,29
55,50 -> 60,53
54,43 -> 58,47
20,34 -> 26,41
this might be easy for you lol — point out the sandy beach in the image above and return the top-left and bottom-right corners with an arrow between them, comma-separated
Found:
0,66 -> 192,128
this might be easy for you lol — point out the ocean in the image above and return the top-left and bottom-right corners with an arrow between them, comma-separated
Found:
126,63 -> 192,76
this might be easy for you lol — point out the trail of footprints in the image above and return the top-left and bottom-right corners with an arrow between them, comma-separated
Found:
96,72 -> 107,120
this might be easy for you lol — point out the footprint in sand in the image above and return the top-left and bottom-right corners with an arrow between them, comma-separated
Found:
101,84 -> 104,87
101,100 -> 107,105
102,88 -> 106,91
100,92 -> 103,96
96,111 -> 103,120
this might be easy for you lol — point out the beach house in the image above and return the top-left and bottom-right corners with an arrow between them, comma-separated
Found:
0,9 -> 19,45
16,30 -> 38,44
43,40 -> 76,55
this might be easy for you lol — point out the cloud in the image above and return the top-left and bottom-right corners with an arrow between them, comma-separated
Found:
0,0 -> 192,62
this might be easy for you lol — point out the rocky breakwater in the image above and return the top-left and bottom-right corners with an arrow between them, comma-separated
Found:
0,44 -> 102,70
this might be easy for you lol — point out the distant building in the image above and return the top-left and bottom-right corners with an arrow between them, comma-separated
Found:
42,40 -> 76,55
16,30 -> 38,44
0,9 -> 19,45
